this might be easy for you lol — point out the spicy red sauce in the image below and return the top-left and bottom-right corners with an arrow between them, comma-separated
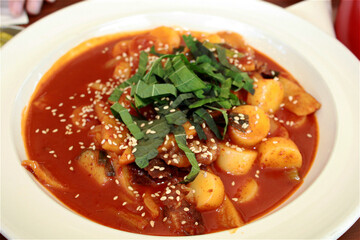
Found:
23,32 -> 318,236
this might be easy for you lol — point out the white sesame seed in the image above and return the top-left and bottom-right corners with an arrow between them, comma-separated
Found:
113,196 -> 118,200
150,220 -> 155,227
75,194 -> 79,198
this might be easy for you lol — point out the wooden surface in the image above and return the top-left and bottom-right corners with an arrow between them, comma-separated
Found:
2,0 -> 358,239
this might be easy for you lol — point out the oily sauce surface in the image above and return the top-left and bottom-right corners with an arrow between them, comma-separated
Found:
24,34 -> 318,235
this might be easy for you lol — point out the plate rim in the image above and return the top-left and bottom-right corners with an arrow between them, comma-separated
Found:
1,0 -> 359,239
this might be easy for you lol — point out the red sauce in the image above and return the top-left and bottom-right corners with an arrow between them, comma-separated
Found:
23,30 -> 319,236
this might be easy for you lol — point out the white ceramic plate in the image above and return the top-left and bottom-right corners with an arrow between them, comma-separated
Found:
1,0 -> 359,239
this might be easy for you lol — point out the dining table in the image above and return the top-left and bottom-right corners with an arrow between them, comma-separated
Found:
0,0 -> 358,239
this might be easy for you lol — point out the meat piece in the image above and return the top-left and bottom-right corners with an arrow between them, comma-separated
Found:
144,159 -> 178,180
128,163 -> 157,186
161,184 -> 205,235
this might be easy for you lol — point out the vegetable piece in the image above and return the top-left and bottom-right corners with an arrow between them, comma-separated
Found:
182,121 -> 197,137
133,80 -> 177,99
217,195 -> 245,228
279,76 -> 321,116
71,105 -> 97,129
247,78 -> 284,113
22,160 -> 67,190
88,124 -> 102,148
77,150 -> 110,185
112,40 -> 130,57
116,165 -> 137,199
229,105 -> 270,147
115,208 -> 149,230
206,105 -> 229,137
134,117 -> 172,168
94,101 -> 117,126
98,151 -> 116,177
168,55 -> 207,93
118,147 -> 135,166
216,143 -> 257,175
170,93 -> 195,108
183,34 -> 216,61
149,26 -> 181,53
108,51 -> 148,102
194,108 -> 222,139
285,168 -> 302,182
165,110 -> 188,126
143,191 -> 160,219
113,61 -> 131,80
235,178 -> 259,203
134,138 -> 164,168
201,34 -> 224,44
173,126 -> 200,182
217,31 -> 252,54
110,102 -> 144,140
100,124 -> 126,154
258,137 -> 302,169
187,170 -> 225,211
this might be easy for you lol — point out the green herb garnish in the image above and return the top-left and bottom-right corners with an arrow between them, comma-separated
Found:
109,34 -> 254,182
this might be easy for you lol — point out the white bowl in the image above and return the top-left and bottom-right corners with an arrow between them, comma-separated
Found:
1,0 -> 359,239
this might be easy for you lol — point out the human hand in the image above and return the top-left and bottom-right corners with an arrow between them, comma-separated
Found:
8,0 -> 56,17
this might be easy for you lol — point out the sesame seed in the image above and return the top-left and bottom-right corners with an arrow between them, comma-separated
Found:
181,221 -> 186,225
122,202 -> 127,206
150,220 -> 155,227
69,167 -> 74,171
75,194 -> 79,198
307,133 -> 312,138
113,196 -> 118,200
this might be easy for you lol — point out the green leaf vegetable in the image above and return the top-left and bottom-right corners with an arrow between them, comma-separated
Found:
108,33 -> 254,182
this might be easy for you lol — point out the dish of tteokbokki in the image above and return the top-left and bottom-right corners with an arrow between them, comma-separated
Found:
22,26 -> 321,236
